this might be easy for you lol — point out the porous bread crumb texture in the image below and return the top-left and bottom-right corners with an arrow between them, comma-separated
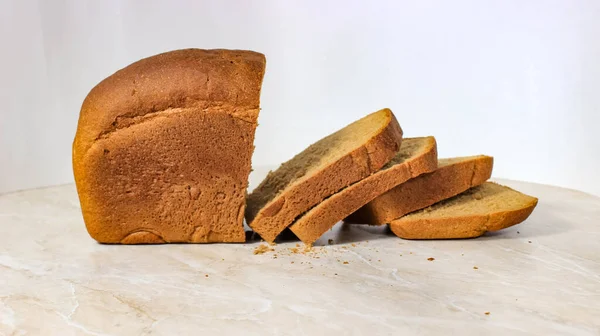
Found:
289,137 -> 438,245
390,182 -> 538,240
246,108 -> 403,243
73,49 -> 266,244
347,155 -> 493,225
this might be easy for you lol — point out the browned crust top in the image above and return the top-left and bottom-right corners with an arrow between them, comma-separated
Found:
73,49 -> 266,161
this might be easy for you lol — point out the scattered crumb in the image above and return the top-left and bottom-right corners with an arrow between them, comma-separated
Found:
205,274 -> 209,278
291,261 -> 294,264
409,252 -> 413,255
221,258 -> 225,261
342,246 -> 348,249
328,239 -> 334,245
343,261 -> 349,265
485,312 -> 490,315
517,231 -> 520,234
304,244 -> 313,253
254,244 -> 274,255
461,253 -> 464,256
334,273 -> 338,276
268,241 -> 277,246
351,243 -> 356,247
528,240 -> 532,243
399,254 -> 403,257
289,247 -> 299,253
296,243 -> 300,247
427,257 -> 435,261
378,259 -> 381,262
473,266 -> 479,270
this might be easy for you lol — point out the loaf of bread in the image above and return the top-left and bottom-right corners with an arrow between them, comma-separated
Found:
73,49 -> 266,244
246,109 -> 403,242
346,155 -> 493,225
390,182 -> 538,239
289,137 -> 438,245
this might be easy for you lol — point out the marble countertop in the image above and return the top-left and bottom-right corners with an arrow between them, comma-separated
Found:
1,175 -> 599,335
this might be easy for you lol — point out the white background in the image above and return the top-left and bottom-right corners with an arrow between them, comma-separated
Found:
1,0 -> 599,196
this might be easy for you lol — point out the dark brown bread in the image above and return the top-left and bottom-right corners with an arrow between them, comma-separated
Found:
246,109 -> 403,243
290,137 -> 438,245
347,155 -> 493,225
390,182 -> 538,239
73,49 -> 266,244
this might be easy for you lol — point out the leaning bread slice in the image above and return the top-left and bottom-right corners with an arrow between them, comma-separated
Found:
347,155 -> 493,225
390,182 -> 538,239
289,137 -> 438,245
246,109 -> 403,242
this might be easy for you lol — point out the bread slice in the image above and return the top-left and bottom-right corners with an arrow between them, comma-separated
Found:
73,49 -> 266,244
246,109 -> 403,242
347,155 -> 493,225
289,137 -> 438,245
390,182 -> 538,239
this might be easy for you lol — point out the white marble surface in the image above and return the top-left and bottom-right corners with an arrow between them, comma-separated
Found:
1,176 -> 599,335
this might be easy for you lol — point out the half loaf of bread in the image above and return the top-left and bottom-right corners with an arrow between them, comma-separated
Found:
73,49 -> 266,244
390,182 -> 538,239
246,109 -> 403,242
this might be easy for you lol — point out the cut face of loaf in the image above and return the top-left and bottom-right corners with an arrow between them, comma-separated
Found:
390,182 -> 538,239
246,109 -> 403,242
73,49 -> 266,244
289,137 -> 438,245
347,155 -> 493,225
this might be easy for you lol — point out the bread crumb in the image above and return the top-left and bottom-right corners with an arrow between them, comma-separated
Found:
473,266 -> 478,270
221,258 -> 225,261
517,231 -> 520,234
268,241 -> 277,246
343,261 -> 349,265
304,244 -> 313,253
427,257 -> 435,261
528,240 -> 532,243
205,274 -> 209,278
328,239 -> 334,245
409,252 -> 413,255
254,244 -> 274,255
291,261 -> 294,264
485,312 -> 490,315
351,243 -> 356,247
334,273 -> 338,276
378,259 -> 381,262
289,247 -> 299,253
296,243 -> 300,247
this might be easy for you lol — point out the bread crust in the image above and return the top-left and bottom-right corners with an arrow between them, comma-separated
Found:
389,199 -> 537,239
290,137 -> 438,245
73,49 -> 266,244
347,155 -> 493,224
246,109 -> 403,243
